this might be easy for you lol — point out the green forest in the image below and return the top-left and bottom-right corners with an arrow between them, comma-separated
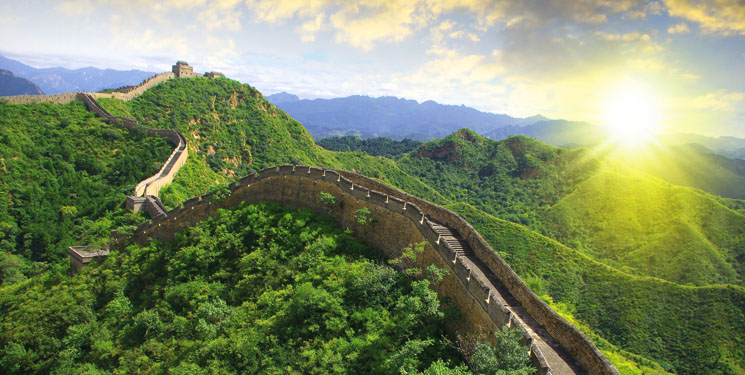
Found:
2,76 -> 745,374
0,202 -> 533,374
0,101 -> 172,280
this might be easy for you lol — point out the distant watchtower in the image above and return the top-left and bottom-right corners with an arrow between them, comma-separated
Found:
172,61 -> 196,78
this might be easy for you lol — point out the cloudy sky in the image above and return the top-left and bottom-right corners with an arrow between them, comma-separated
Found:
1,0 -> 744,136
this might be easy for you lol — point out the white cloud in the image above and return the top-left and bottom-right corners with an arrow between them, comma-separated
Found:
298,13 -> 325,42
667,22 -> 690,34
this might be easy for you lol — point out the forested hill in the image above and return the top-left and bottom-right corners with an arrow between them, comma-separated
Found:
2,76 -> 745,374
104,77 -> 446,208
0,100 -> 172,272
317,136 -> 422,159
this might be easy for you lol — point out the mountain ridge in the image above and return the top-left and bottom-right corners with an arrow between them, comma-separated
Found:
0,69 -> 44,96
0,54 -> 155,94
266,92 -> 547,141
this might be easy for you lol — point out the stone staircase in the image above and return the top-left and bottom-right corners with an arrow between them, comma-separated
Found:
430,220 -> 583,374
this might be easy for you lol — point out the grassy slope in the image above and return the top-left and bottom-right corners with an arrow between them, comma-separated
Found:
452,202 -> 745,375
543,168 -> 745,286
98,78 -> 445,207
613,142 -> 745,200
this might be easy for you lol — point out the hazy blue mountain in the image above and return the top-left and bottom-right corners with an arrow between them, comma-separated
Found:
660,133 -> 745,160
0,69 -> 44,96
266,92 -> 300,104
0,55 -> 154,94
267,93 -> 546,141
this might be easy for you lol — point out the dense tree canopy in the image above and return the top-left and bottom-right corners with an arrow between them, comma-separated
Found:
0,202 -> 532,374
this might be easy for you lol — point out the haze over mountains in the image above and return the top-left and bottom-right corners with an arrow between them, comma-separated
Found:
266,91 -> 745,200
266,92 -> 548,141
0,69 -> 43,96
0,55 -> 154,95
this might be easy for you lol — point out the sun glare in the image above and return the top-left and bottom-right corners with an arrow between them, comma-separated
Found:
602,80 -> 661,147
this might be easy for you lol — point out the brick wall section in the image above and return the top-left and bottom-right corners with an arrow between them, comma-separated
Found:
124,165 -> 618,375
338,170 -> 617,375
1,72 -> 175,104
89,72 -> 175,102
1,91 -> 82,104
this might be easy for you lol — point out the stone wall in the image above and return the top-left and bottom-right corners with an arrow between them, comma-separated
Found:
1,72 -> 175,105
133,131 -> 187,197
122,165 -> 623,375
338,170 -> 617,375
79,93 -> 188,199
1,91 -> 82,105
90,72 -> 175,102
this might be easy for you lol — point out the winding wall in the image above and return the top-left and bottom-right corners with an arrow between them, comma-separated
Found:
89,72 -> 175,102
126,165 -> 619,375
79,93 -> 188,199
9,65 -> 615,373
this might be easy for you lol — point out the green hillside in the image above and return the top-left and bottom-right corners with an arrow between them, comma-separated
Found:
397,129 -> 599,226
0,101 -> 172,280
451,202 -> 745,375
543,169 -> 745,286
103,78 -> 445,208
612,143 -> 745,200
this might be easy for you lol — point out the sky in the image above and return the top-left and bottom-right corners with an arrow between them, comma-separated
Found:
1,0 -> 744,137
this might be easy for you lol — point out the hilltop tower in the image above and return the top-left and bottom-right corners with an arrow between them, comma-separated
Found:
172,61 -> 196,78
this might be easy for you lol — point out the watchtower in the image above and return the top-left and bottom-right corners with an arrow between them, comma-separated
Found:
172,61 -> 196,78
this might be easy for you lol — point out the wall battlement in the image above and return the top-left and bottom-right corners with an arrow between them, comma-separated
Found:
124,165 -> 619,375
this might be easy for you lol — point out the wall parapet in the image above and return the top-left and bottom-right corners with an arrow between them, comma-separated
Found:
124,165 -> 618,375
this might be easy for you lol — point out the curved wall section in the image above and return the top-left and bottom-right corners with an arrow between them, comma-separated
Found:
127,165 -> 619,375
79,93 -> 188,199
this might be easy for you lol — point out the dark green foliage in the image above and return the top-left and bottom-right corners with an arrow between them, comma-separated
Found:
469,326 -> 534,375
317,136 -> 422,159
354,207 -> 373,225
0,202 -> 464,374
0,101 -> 171,271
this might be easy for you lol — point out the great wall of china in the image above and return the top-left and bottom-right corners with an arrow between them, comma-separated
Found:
1,62 -> 618,375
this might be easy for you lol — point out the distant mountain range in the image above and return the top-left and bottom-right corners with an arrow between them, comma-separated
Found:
266,92 -> 548,141
0,55 -> 155,94
267,91 -> 745,161
0,69 -> 44,96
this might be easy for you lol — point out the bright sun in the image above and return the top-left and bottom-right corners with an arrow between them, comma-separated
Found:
602,80 -> 661,147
